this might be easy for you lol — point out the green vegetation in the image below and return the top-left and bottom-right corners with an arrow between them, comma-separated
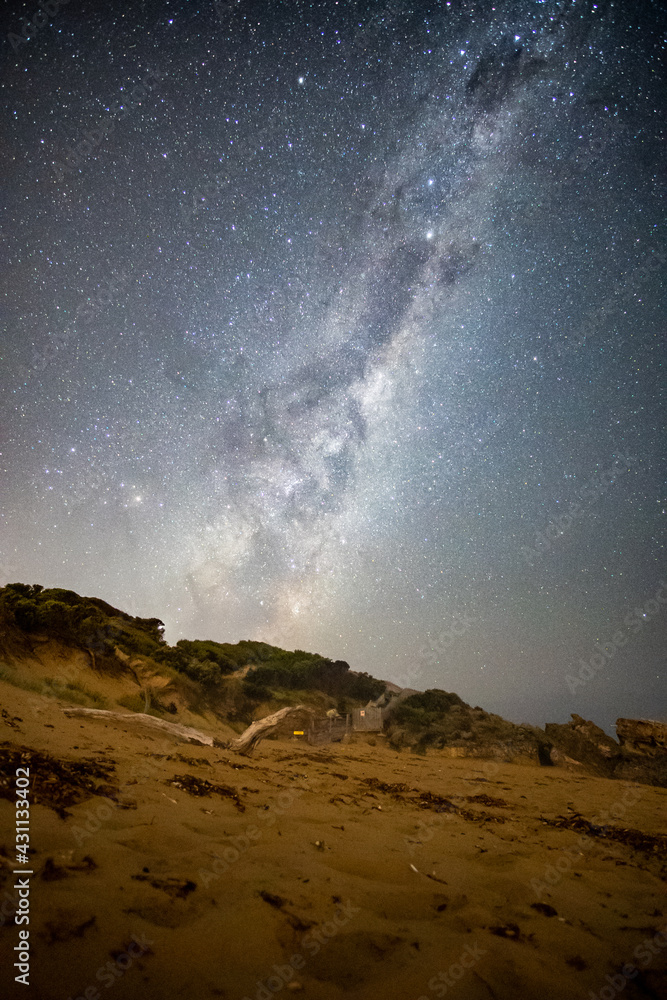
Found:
116,693 -> 159,715
242,652 -> 385,702
391,689 -> 467,730
152,638 -> 275,687
0,583 -> 386,721
386,689 -> 542,754
387,689 -> 472,751
0,665 -> 107,708
0,582 -> 165,660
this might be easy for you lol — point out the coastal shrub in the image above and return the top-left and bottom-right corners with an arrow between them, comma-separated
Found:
242,679 -> 271,701
173,639 -> 236,674
0,583 -> 386,710
243,654 -> 385,702
181,658 -> 225,687
153,639 -> 238,687
0,583 -> 166,658
392,689 -> 466,730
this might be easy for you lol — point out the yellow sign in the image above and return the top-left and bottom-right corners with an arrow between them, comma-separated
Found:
293,731 -> 304,736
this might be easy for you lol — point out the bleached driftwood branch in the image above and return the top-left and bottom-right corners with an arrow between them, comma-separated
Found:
228,705 -> 314,755
62,704 -> 314,756
62,706 -> 221,747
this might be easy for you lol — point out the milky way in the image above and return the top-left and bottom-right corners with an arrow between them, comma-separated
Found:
2,0 -> 665,732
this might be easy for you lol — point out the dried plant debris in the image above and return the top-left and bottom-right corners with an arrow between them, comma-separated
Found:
39,915 -> 97,944
40,857 -> 69,882
0,743 -> 117,818
258,891 -> 313,932
130,874 -> 197,898
363,778 -> 411,797
414,790 -> 459,813
540,814 -> 667,855
259,890 -> 287,909
530,902 -> 558,917
40,856 -> 98,881
464,793 -> 509,808
489,923 -> 535,944
1,708 -> 22,730
167,773 -> 245,811
175,753 -> 212,768
358,778 -> 506,823
417,790 -> 506,824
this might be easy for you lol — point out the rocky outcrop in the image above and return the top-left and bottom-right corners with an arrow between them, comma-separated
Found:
541,714 -> 667,787
616,718 -> 667,754
544,714 -> 619,777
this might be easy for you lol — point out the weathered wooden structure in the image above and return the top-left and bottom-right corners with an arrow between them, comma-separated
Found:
307,714 -> 350,745
352,705 -> 384,732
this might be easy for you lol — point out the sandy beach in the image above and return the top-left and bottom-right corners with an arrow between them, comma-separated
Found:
1,674 -> 666,1000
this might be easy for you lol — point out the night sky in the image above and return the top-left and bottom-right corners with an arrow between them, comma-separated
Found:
2,0 -> 665,734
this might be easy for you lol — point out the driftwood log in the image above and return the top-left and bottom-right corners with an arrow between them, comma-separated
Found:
62,704 -> 313,755
62,707 -> 222,747
227,705 -> 314,755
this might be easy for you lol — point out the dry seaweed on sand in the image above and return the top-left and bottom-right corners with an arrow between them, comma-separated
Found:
130,873 -> 197,898
359,777 -> 507,823
40,856 -> 97,881
362,777 -> 412,797
0,743 -> 117,818
464,792 -> 509,808
540,813 -> 667,855
166,772 -> 245,811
